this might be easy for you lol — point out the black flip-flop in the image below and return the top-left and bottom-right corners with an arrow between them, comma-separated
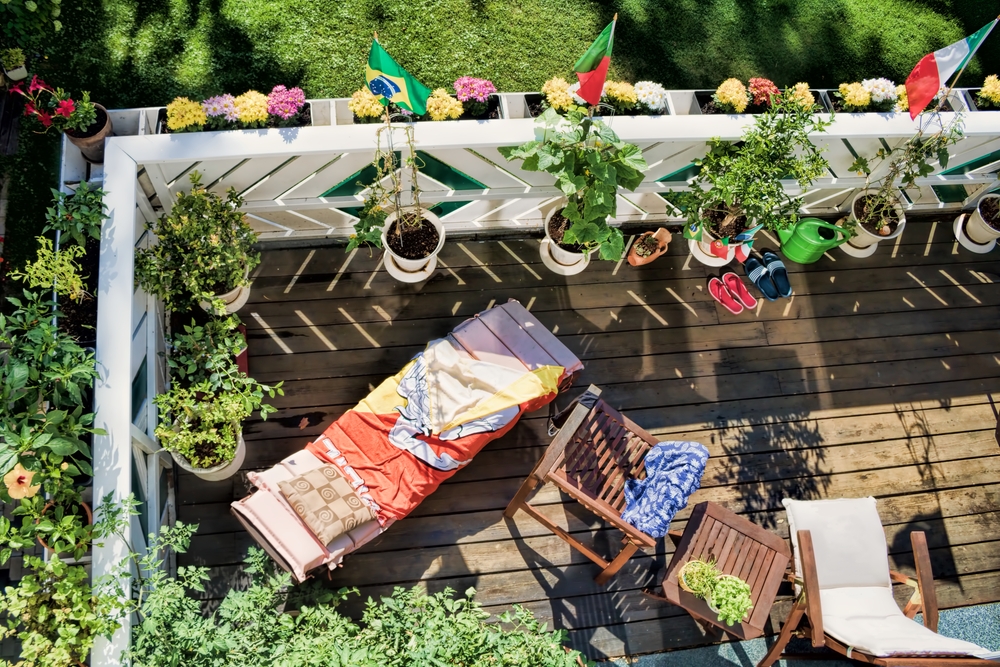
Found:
743,256 -> 779,301
761,250 -> 792,298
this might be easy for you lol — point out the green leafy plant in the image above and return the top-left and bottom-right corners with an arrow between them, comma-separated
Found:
847,114 -> 964,233
165,315 -> 247,388
135,171 -> 260,312
9,236 -> 88,301
43,181 -> 107,247
711,574 -> 753,626
0,0 -> 62,52
672,90 -> 831,237
1,47 -> 24,70
678,558 -> 719,599
498,106 -> 647,260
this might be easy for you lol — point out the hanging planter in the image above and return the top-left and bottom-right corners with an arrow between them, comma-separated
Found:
381,207 -> 446,283
36,500 -> 93,553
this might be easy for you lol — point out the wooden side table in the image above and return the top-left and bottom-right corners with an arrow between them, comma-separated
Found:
646,501 -> 791,639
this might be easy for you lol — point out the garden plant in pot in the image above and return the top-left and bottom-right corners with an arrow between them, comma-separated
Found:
677,558 -> 754,627
154,316 -> 282,481
672,91 -> 831,267
497,106 -> 647,275
627,228 -> 672,266
2,47 -> 27,81
135,171 -> 260,315
11,75 -> 112,163
349,120 -> 445,283
965,192 -> 1000,246
844,114 -> 963,256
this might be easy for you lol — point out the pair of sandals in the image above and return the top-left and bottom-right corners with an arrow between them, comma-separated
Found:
743,250 -> 792,301
709,272 -> 758,315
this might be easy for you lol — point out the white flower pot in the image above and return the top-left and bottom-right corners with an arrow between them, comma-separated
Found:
966,194 -> 1000,245
171,432 -> 246,481
846,190 -> 906,249
200,269 -> 251,314
4,65 -> 27,82
539,206 -> 596,275
381,208 -> 446,282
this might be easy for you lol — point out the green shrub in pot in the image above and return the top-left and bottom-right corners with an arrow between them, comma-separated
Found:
135,171 -> 260,312
711,574 -> 753,626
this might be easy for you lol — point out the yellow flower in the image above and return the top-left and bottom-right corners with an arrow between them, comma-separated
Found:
791,82 -> 815,108
979,74 -> 1000,106
349,88 -> 385,119
603,81 -> 637,105
235,90 -> 269,124
425,88 -> 463,121
4,463 -> 40,500
714,78 -> 749,113
542,77 -> 574,111
838,82 -> 870,110
895,84 -> 909,112
166,97 -> 206,131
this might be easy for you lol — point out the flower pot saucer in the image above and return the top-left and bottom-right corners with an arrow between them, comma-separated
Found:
953,213 -> 997,254
839,239 -> 879,258
383,251 -> 438,283
539,238 -> 590,275
687,239 -> 734,267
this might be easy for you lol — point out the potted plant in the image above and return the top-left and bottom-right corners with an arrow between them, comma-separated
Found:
845,114 -> 964,253
10,75 -> 113,162
672,90 -> 831,266
965,193 -> 1000,245
710,573 -> 754,626
424,88 -> 463,121
627,228 -> 671,266
969,74 -> 1000,111
633,81 -> 669,115
454,76 -> 500,119
349,121 -> 446,282
697,78 -> 750,114
497,106 -> 647,274
349,87 -> 388,124
677,558 -> 718,598
2,47 -> 27,81
154,316 -> 281,481
135,171 -> 260,314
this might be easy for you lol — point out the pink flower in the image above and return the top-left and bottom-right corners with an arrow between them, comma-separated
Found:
24,101 -> 36,116
56,99 -> 75,118
37,111 -> 52,127
27,75 -> 49,94
454,76 -> 497,103
748,77 -> 779,106
267,84 -> 306,119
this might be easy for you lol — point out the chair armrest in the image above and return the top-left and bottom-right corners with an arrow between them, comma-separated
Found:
797,530 -> 824,647
911,531 -> 939,632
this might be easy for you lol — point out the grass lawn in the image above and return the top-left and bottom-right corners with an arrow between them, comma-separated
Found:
2,0 -> 998,268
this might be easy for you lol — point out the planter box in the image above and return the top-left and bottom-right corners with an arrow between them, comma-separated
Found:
155,102 -> 315,134
336,94 -> 505,125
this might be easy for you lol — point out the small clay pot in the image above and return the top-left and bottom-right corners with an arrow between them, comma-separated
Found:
628,228 -> 671,266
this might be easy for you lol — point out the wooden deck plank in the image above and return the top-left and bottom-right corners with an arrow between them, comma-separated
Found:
177,231 -> 1000,660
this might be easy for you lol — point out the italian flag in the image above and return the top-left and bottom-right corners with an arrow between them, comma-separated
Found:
905,19 -> 997,119
573,15 -> 617,107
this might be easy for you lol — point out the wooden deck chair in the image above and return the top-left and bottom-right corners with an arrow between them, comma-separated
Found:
504,385 -> 657,584
760,498 -> 1000,667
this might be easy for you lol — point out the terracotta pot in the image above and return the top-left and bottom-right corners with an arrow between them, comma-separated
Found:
171,431 -> 246,482
37,500 -> 93,552
966,194 -> 1000,245
628,228 -> 671,266
66,103 -> 113,164
847,190 -> 906,249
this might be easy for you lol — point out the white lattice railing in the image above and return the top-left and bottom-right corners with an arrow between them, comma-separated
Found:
62,88 -> 1000,665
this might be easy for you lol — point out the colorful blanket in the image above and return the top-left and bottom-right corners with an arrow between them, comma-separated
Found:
620,441 -> 709,538
307,338 -> 563,522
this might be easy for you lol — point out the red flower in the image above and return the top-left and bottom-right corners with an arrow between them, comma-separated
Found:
55,99 -> 75,118
27,75 -> 49,94
9,82 -> 24,94
24,102 -> 36,116
37,111 -> 52,127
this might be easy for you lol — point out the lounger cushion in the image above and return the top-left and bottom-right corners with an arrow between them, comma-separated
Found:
821,586 -> 999,659
783,497 -> 891,590
278,465 -> 377,545
232,491 -> 328,582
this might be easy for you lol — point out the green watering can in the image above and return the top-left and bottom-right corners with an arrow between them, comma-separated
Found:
777,218 -> 849,264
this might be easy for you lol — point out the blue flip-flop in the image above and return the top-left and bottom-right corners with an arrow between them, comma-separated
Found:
761,250 -> 792,298
743,255 -> 779,301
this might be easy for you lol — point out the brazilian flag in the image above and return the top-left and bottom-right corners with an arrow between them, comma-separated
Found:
366,40 -> 432,116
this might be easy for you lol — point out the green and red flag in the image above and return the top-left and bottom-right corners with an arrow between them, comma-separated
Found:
905,18 -> 997,119
366,38 -> 432,116
573,15 -> 617,106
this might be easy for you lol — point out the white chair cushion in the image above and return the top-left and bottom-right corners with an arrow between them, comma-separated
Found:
783,497 -> 891,590
821,587 -> 999,659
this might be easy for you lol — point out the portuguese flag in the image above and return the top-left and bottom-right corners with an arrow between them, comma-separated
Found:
573,15 -> 617,107
366,39 -> 432,116
905,19 -> 997,119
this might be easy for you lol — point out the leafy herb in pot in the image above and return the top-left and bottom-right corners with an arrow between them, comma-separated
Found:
711,574 -> 754,626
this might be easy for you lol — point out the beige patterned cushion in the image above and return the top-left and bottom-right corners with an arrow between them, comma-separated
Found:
278,465 -> 376,546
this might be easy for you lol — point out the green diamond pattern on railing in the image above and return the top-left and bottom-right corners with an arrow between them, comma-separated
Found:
656,163 -> 700,183
320,153 -> 401,198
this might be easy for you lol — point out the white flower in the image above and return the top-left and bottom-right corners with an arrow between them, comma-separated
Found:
634,81 -> 668,112
862,78 -> 898,103
567,81 -> 587,105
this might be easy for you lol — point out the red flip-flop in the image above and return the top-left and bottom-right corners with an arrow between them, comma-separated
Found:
723,272 -> 758,309
709,277 -> 744,315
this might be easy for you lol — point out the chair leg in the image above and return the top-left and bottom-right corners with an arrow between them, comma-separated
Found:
595,540 -> 639,585
503,476 -> 539,519
758,598 -> 806,667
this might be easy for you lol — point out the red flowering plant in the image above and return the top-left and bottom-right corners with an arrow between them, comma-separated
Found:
10,76 -> 96,134
748,77 -> 780,107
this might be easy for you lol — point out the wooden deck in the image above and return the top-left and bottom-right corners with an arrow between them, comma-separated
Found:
177,218 -> 1000,660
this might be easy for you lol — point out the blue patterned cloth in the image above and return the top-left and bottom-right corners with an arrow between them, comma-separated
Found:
620,441 -> 709,538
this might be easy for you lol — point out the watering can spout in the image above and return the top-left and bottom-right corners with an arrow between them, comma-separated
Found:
777,218 -> 848,264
